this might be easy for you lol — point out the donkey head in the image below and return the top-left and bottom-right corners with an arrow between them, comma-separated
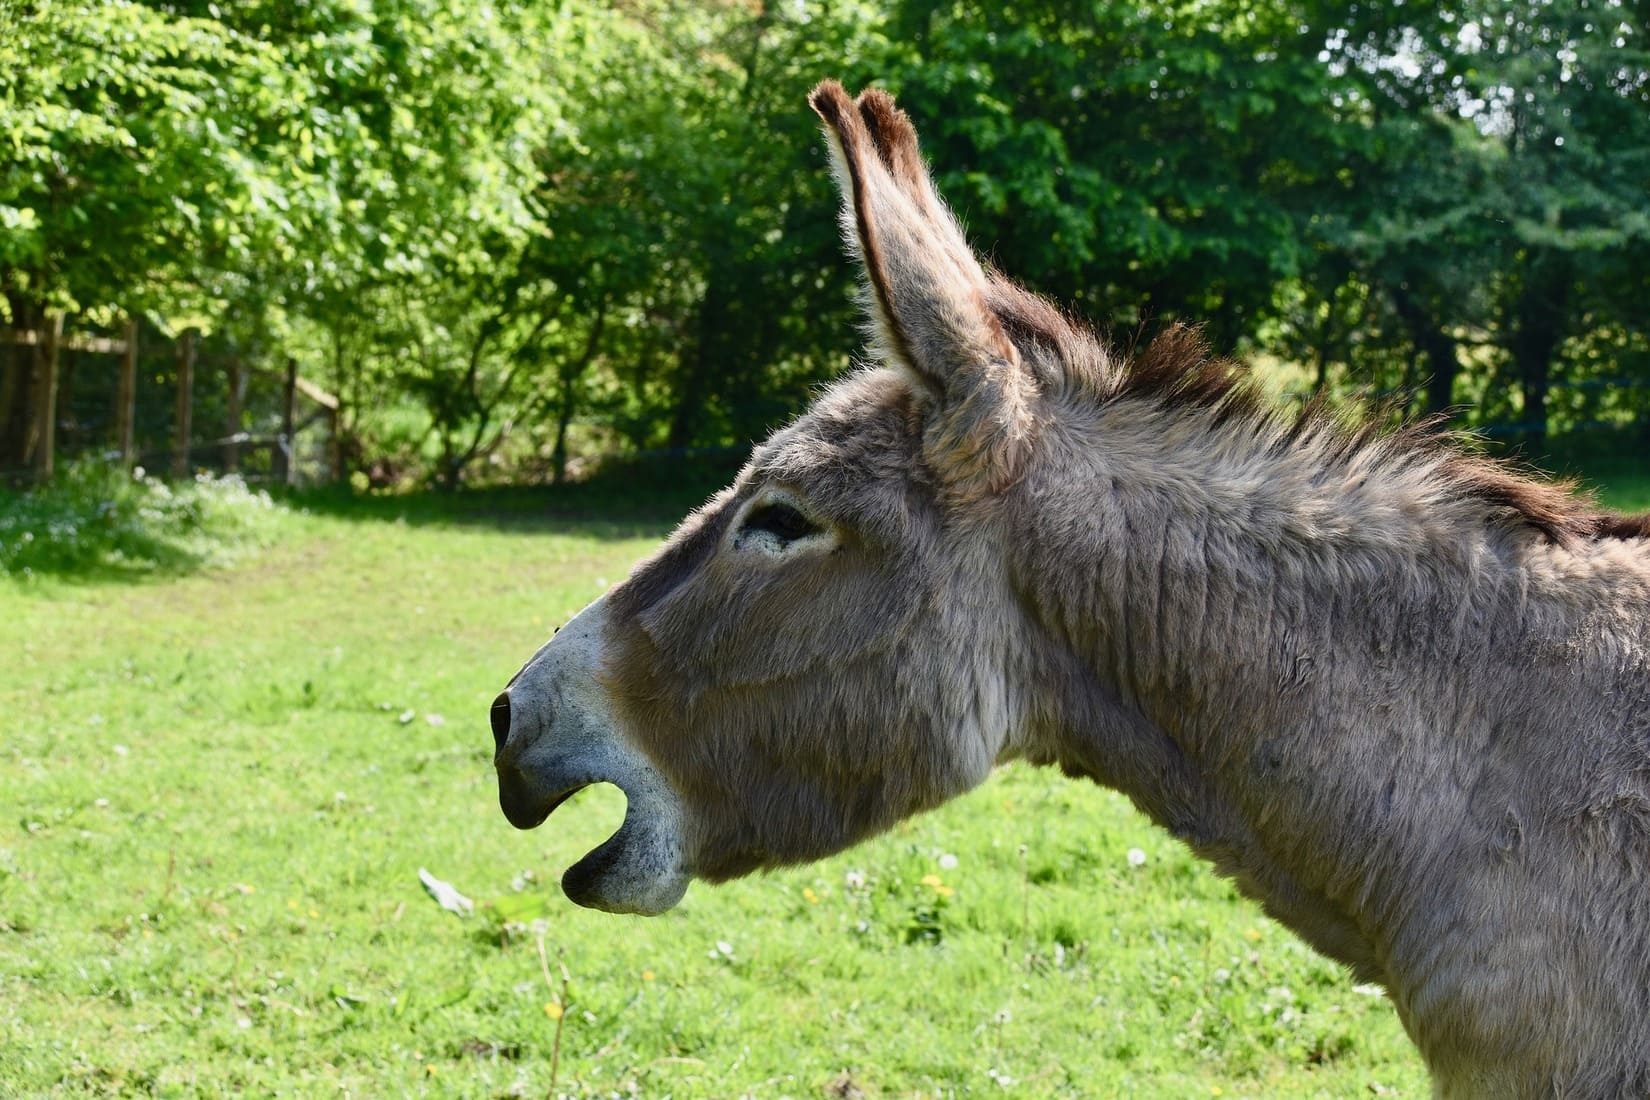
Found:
492,82 -> 1065,914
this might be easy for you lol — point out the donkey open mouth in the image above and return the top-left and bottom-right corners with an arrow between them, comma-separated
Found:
491,597 -> 689,915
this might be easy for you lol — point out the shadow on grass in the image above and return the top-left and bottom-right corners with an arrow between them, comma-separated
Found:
0,455 -> 741,585
287,451 -> 746,538
1526,431 -> 1650,513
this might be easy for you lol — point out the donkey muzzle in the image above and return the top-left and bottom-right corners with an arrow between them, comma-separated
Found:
490,596 -> 691,915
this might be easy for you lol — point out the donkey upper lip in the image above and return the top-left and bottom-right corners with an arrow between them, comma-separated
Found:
497,772 -> 587,831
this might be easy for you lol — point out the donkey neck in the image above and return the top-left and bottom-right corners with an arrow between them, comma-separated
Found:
1004,394 -> 1599,982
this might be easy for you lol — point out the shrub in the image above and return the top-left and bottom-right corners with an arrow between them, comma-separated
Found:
0,462 -> 283,578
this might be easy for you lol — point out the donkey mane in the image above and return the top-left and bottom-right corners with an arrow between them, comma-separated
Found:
984,276 -> 1650,549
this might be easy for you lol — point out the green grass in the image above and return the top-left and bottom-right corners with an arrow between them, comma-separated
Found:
1594,467 -> 1650,513
2,479 -> 1503,1100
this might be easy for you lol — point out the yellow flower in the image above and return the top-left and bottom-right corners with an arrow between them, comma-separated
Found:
920,874 -> 943,888
934,885 -> 954,898
642,970 -> 656,982
544,1002 -> 564,1019
286,899 -> 298,910
1210,1087 -> 1223,1096
1244,928 -> 1262,942
803,887 -> 820,904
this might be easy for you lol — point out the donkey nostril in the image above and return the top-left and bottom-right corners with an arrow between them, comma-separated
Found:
490,692 -> 512,753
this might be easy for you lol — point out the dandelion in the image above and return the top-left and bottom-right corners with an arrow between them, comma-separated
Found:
642,970 -> 656,982
939,853 -> 958,870
1210,1088 -> 1224,1097
1244,927 -> 1263,942
844,869 -> 866,890
920,874 -> 943,888
803,887 -> 820,904
544,1002 -> 564,1019
1126,847 -> 1147,867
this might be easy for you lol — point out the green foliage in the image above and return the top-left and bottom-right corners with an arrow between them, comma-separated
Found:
0,0 -> 289,318
0,460 -> 280,576
4,0 -> 1646,481
883,0 -> 1352,345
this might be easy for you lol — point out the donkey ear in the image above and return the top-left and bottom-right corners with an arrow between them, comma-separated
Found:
809,80 -> 1037,492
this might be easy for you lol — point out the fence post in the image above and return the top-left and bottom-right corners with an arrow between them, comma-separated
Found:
32,312 -> 64,482
274,356 -> 297,485
224,357 -> 245,472
171,328 -> 196,478
116,317 -> 138,467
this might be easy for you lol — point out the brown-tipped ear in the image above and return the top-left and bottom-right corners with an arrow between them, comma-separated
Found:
809,80 -> 1038,494
808,80 -> 1016,390
852,88 -> 980,284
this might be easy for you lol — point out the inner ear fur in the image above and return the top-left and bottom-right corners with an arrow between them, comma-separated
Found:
809,80 -> 1039,495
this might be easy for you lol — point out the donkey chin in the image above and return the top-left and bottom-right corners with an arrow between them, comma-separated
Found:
491,596 -> 689,916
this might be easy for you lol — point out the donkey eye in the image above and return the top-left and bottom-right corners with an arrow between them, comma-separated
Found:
742,501 -> 820,544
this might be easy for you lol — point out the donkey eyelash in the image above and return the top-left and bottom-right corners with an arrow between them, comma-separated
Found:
741,501 -> 821,544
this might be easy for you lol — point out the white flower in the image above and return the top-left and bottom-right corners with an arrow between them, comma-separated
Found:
938,853 -> 958,870
844,869 -> 866,889
1126,847 -> 1147,867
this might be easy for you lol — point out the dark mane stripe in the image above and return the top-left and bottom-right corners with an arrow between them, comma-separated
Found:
986,278 -> 1648,548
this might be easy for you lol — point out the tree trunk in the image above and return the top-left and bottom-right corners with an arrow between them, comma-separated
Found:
1389,284 -> 1462,417
32,312 -> 64,481
116,318 -> 138,467
669,281 -> 726,451
275,356 -> 297,485
1509,256 -> 1569,453
224,358 -> 245,472
553,302 -> 608,485
1,296 -> 42,475
172,329 -> 196,478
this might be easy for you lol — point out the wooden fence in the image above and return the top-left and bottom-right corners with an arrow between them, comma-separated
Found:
2,315 -> 338,484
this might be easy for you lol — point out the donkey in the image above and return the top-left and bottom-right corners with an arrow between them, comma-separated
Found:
490,81 -> 1650,1097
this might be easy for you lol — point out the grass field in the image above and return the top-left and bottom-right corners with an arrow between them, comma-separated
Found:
3,467 -> 1646,1098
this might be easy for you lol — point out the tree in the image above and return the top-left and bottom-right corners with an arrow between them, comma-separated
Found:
0,1 -> 289,474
